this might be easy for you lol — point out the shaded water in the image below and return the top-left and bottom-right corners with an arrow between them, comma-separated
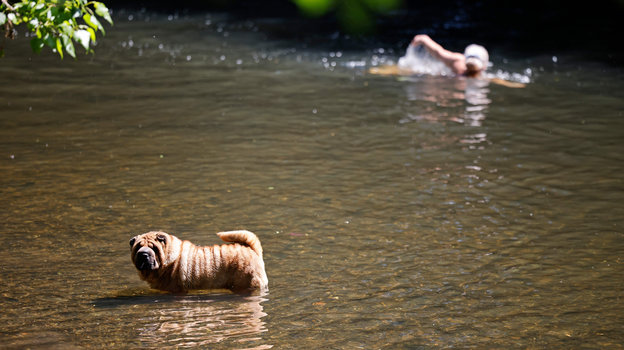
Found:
1,11 -> 624,349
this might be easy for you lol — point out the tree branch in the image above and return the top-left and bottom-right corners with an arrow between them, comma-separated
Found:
1,0 -> 15,11
2,0 -> 15,11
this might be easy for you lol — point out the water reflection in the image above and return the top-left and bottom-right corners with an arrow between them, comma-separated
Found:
401,76 -> 491,127
95,292 -> 270,349
397,73 -> 493,202
399,76 -> 492,155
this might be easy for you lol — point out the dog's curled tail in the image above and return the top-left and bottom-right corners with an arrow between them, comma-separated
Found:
216,230 -> 263,257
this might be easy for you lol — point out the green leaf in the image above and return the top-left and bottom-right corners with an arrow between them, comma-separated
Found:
42,33 -> 55,48
293,0 -> 335,17
55,37 -> 64,59
0,12 -> 6,26
59,21 -> 73,36
56,7 -> 72,22
86,27 -> 96,41
27,18 -> 39,30
50,6 -> 59,20
83,13 -> 104,34
74,29 -> 90,50
7,13 -> 18,24
62,34 -> 75,58
93,2 -> 113,24
30,37 -> 45,54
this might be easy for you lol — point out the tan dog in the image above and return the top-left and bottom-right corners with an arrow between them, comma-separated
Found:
129,230 -> 268,293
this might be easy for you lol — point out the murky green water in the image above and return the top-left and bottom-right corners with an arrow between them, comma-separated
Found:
1,11 -> 623,349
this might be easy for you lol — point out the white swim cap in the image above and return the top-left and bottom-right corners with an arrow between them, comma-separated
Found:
464,44 -> 489,71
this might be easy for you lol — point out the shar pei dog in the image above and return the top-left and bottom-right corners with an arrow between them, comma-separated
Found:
129,230 -> 268,293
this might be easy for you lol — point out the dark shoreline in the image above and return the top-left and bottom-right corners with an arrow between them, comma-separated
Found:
101,0 -> 622,56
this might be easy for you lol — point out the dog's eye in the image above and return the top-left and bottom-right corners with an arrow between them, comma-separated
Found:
129,237 -> 136,247
156,235 -> 166,243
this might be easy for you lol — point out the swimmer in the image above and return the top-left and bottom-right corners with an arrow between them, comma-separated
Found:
369,34 -> 525,88
410,34 -> 488,78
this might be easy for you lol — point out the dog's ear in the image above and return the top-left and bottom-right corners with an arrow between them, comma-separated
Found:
156,233 -> 167,243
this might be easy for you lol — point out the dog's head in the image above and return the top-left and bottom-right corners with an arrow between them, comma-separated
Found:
129,231 -> 171,272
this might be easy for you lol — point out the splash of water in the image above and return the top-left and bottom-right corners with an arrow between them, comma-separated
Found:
486,68 -> 532,84
397,45 -> 452,76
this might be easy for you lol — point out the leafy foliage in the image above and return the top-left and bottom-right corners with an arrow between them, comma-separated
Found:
292,0 -> 402,33
0,0 -> 112,58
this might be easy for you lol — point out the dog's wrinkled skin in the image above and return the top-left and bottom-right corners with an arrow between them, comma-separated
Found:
129,230 -> 268,293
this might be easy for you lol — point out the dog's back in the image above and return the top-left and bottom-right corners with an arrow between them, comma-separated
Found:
217,230 -> 264,258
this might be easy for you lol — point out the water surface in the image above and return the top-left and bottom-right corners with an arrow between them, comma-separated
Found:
1,11 -> 623,349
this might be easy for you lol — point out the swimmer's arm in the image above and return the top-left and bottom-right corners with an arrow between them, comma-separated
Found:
489,78 -> 526,88
411,34 -> 466,74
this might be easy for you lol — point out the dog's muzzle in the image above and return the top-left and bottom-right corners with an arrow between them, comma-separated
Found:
135,246 -> 159,270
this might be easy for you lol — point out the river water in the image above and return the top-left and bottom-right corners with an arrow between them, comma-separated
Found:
1,10 -> 623,349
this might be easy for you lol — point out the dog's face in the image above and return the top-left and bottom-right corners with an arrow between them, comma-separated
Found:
129,231 -> 171,272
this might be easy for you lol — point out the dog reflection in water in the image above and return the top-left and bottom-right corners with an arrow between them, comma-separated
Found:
137,293 -> 272,349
